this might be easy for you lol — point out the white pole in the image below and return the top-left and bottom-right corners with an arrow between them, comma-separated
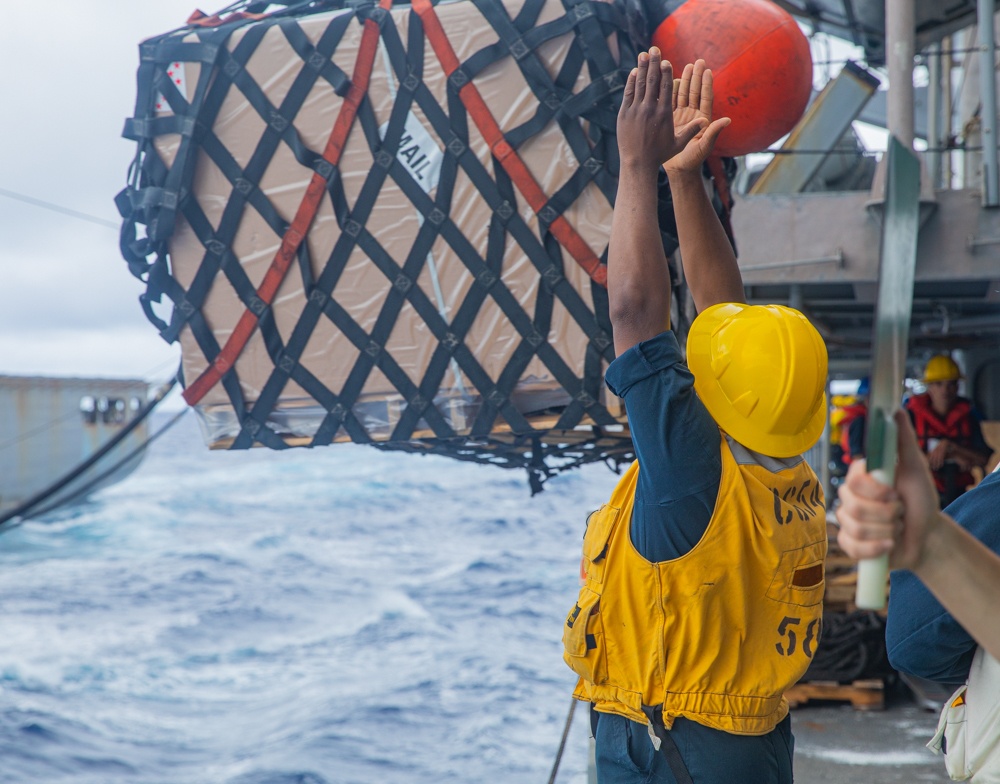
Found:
886,0 -> 916,150
977,0 -> 999,206
928,42 -> 942,188
944,35 -> 954,188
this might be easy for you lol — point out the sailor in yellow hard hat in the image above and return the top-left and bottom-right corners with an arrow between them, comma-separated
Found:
562,50 -> 827,784
904,354 -> 991,507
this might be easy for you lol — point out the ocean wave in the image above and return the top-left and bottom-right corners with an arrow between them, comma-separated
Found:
0,415 -> 604,783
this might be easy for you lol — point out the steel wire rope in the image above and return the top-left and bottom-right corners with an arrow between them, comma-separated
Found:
138,355 -> 185,381
0,187 -> 119,230
0,357 -> 180,453
14,406 -> 190,525
0,409 -> 79,452
546,696 -> 578,784
0,371 -> 179,532
762,147 -> 880,156
0,182 -> 180,455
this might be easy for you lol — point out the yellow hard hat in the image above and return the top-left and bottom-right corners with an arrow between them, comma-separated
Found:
686,303 -> 828,458
922,354 -> 961,383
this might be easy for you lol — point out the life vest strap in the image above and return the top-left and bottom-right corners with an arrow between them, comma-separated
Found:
641,704 -> 695,784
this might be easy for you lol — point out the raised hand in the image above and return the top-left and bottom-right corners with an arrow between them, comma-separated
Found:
609,48 -> 744,346
663,59 -> 731,174
617,48 -> 709,172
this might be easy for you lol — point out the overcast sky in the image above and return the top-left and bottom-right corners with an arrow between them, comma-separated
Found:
0,1 -> 200,383
0,2 -> 876,390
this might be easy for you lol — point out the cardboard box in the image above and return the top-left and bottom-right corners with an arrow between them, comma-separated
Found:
142,0 -> 627,448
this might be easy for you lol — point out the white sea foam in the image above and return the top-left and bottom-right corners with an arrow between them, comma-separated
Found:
802,747 -> 937,765
0,413 -> 949,783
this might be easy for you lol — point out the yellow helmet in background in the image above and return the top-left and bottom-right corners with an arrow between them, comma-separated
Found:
686,303 -> 828,458
922,354 -> 961,383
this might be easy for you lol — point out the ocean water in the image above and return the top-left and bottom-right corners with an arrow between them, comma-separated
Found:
0,412 -> 612,783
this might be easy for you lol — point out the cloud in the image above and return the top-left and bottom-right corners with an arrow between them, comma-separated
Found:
0,325 -> 179,379
0,1 -> 198,379
0,218 -> 146,331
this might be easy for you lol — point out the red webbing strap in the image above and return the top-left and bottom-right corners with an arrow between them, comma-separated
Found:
187,10 -> 269,28
412,0 -> 607,288
183,0 -> 392,406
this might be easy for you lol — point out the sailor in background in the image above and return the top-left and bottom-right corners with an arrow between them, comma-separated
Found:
838,376 -> 869,466
905,354 -> 992,507
837,411 -> 1000,781
562,49 -> 829,783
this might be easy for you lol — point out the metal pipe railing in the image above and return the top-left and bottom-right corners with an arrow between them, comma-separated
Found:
886,0 -> 916,151
977,0 -> 1000,205
928,42 -> 943,188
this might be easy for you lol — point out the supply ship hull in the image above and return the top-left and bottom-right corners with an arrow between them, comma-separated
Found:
0,376 -> 149,516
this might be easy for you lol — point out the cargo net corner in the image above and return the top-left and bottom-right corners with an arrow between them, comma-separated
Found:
118,0 -> 638,492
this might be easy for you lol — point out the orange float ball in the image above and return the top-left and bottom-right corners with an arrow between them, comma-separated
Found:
650,0 -> 813,157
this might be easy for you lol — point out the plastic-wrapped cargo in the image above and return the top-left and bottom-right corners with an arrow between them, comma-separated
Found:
119,0 -> 635,487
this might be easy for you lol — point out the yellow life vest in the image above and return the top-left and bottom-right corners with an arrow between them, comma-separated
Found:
563,433 -> 827,736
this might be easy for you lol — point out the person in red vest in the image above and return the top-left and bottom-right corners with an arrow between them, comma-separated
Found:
839,377 -> 869,466
905,355 -> 992,507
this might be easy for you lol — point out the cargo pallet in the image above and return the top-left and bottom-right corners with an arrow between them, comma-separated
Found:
786,678 -> 885,711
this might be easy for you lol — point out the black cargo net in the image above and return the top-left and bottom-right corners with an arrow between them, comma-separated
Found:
118,0 -> 638,491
